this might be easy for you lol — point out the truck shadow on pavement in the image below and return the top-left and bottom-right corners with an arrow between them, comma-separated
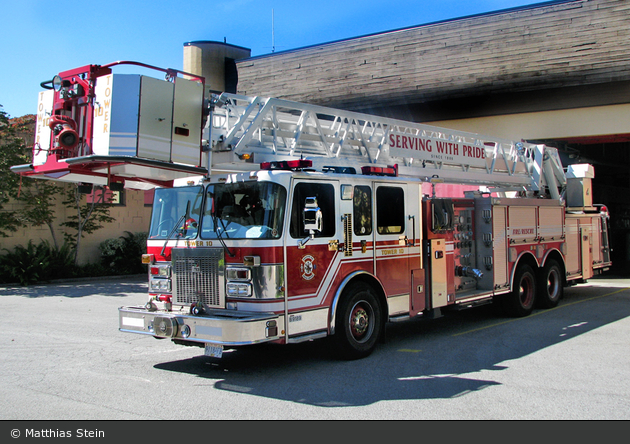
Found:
154,283 -> 630,406
0,277 -> 147,298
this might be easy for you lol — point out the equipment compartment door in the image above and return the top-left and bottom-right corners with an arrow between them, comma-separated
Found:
430,239 -> 448,308
492,206 -> 509,289
581,226 -> 593,279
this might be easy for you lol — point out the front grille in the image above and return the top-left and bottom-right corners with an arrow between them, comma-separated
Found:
171,248 -> 225,308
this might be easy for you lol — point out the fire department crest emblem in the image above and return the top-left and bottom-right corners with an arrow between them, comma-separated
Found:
300,255 -> 316,280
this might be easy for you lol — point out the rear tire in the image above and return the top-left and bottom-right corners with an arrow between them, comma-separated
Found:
504,264 -> 536,317
333,283 -> 383,360
536,259 -> 563,309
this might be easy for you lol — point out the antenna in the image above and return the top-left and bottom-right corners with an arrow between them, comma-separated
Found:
272,9 -> 275,53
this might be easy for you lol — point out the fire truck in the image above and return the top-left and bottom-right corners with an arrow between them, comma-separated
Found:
12,62 -> 612,360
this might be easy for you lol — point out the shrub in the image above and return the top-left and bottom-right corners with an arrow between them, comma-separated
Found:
40,241 -> 76,281
0,240 -> 78,285
0,240 -> 50,285
99,231 -> 148,275
74,262 -> 109,278
0,233 -> 148,286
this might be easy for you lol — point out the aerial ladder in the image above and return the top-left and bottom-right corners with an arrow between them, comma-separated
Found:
205,93 -> 568,200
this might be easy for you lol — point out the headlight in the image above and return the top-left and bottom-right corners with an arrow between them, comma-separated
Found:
150,278 -> 171,292
226,282 -> 252,297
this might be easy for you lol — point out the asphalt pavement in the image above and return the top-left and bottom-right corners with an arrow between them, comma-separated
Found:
0,274 -> 628,421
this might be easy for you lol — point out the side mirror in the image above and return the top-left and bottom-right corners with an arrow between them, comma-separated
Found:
299,197 -> 323,249
303,197 -> 323,233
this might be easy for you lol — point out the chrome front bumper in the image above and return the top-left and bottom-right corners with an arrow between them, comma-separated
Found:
119,306 -> 283,346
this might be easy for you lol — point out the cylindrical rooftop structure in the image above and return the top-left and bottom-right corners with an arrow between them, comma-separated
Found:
183,41 -> 251,95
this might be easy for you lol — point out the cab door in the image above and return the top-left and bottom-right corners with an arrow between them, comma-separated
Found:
339,183 -> 375,273
373,183 -> 423,316
285,180 -> 339,302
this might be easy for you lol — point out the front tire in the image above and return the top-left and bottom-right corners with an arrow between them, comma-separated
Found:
537,259 -> 563,309
504,264 -> 536,317
333,283 -> 383,360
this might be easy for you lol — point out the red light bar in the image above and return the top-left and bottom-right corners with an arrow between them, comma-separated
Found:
260,159 -> 313,170
361,164 -> 398,177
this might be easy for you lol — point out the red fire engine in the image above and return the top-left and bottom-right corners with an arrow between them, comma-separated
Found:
12,62 -> 612,359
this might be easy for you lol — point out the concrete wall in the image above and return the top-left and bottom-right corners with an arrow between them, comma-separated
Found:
2,185 -> 152,265
427,103 -> 630,141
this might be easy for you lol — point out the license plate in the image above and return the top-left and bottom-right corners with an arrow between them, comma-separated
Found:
204,344 -> 223,358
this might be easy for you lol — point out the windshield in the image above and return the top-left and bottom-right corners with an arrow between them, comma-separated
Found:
201,182 -> 287,239
148,186 -> 204,239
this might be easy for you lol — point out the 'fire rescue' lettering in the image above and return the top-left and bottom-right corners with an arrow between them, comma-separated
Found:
512,228 -> 535,235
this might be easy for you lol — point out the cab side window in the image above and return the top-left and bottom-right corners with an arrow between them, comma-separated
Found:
290,183 -> 336,238
376,186 -> 404,234
354,185 -> 372,236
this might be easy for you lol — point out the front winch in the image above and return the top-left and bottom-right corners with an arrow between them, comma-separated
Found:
151,316 -> 178,338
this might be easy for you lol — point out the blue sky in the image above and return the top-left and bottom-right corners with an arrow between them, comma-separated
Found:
1,0 -> 546,118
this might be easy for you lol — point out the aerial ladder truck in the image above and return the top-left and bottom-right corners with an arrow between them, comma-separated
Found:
12,62 -> 612,359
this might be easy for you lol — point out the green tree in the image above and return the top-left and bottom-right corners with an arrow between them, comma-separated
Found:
1,107 -> 63,245
15,179 -> 64,248
61,185 -> 115,265
0,105 -> 29,236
